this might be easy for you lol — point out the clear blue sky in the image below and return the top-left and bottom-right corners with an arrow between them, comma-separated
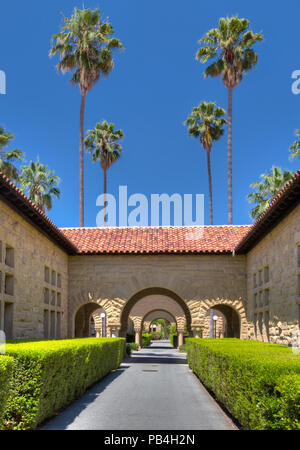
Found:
1,0 -> 299,227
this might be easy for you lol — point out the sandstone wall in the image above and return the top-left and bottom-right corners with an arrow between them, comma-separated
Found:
246,203 -> 300,345
0,199 -> 68,339
68,253 -> 248,338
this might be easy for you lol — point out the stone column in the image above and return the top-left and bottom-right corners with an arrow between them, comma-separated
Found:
95,327 -> 101,338
178,330 -> 184,348
107,326 -> 120,338
135,329 -> 142,348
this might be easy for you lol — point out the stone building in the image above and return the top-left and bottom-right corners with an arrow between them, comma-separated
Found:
0,170 -> 299,347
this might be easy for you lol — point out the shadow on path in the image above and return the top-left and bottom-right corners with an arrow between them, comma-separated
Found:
41,367 -> 128,430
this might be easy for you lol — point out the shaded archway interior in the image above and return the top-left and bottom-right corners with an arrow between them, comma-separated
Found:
210,304 -> 241,338
120,287 -> 192,336
75,303 -> 104,338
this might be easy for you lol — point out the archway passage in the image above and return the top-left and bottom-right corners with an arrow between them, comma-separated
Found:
205,304 -> 241,338
75,303 -> 106,338
120,287 -> 192,337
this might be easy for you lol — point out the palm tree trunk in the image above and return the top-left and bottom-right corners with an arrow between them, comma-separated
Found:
79,93 -> 86,227
227,86 -> 233,225
206,148 -> 213,225
103,168 -> 107,226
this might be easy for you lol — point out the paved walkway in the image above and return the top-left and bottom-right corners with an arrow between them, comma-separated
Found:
42,341 -> 235,430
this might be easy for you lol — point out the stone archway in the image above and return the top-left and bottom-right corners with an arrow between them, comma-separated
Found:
74,302 -> 105,338
120,287 -> 191,347
120,287 -> 192,337
201,300 -> 247,339
143,310 -> 176,333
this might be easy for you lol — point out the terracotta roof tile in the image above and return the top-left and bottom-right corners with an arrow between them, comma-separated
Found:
61,225 -> 252,255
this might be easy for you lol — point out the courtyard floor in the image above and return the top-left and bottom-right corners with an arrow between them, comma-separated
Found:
42,341 -> 236,430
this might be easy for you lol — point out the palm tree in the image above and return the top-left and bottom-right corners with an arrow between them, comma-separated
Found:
289,130 -> 300,159
184,102 -> 227,225
50,8 -> 123,227
19,160 -> 60,213
85,120 -> 123,224
247,166 -> 295,220
0,127 -> 24,181
196,16 -> 263,224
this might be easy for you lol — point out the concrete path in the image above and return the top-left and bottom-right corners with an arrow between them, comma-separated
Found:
42,341 -> 235,430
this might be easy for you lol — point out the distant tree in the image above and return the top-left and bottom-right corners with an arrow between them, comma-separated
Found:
19,160 -> 60,212
50,7 -> 123,226
153,319 -> 169,339
247,166 -> 295,220
184,101 -> 227,225
289,130 -> 300,159
85,121 -> 123,224
197,16 -> 263,224
0,127 -> 24,181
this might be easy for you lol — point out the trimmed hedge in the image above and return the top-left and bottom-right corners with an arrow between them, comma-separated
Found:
126,342 -> 139,355
186,339 -> 300,430
0,355 -> 14,427
2,338 -> 125,430
142,334 -> 152,347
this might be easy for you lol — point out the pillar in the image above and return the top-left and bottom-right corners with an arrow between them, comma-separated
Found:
178,330 -> 184,348
95,327 -> 101,338
135,329 -> 142,348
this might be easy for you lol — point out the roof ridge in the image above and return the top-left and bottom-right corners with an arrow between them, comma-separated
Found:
60,224 -> 252,230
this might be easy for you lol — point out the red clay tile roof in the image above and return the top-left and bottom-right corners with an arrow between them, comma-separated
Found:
61,226 -> 252,255
1,167 -> 299,256
0,171 -> 78,254
236,169 -> 300,253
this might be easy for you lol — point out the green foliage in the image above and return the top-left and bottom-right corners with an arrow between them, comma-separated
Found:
142,334 -> 152,347
0,356 -> 14,428
0,127 -> 24,181
49,7 -> 124,96
196,16 -> 263,88
19,159 -> 60,212
184,101 -> 227,151
247,166 -> 295,220
2,338 -> 125,430
85,121 -> 124,172
289,130 -> 300,160
126,342 -> 139,355
186,339 -> 300,430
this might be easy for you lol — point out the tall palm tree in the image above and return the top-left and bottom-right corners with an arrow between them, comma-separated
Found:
0,127 -> 24,181
19,160 -> 60,213
247,166 -> 295,220
196,16 -> 263,224
50,8 -> 123,227
85,120 -> 123,224
289,130 -> 300,159
184,102 -> 227,225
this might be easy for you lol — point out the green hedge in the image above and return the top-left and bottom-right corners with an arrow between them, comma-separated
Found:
2,338 -> 125,430
186,339 -> 300,430
0,355 -> 14,428
142,334 -> 152,347
126,342 -> 139,355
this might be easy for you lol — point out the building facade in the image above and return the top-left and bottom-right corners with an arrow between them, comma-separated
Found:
0,170 -> 299,347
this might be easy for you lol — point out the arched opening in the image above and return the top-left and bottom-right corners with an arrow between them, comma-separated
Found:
74,303 -> 106,338
142,309 -> 176,339
120,287 -> 192,337
205,304 -> 241,338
